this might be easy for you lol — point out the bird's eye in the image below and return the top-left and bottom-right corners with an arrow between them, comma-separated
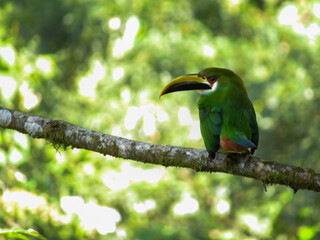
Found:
207,76 -> 218,85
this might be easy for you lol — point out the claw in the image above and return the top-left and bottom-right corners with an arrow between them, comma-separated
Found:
244,153 -> 251,163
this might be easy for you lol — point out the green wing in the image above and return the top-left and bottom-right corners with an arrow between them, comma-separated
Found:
199,103 -> 259,156
227,131 -> 256,148
223,107 -> 259,153
199,106 -> 222,158
247,107 -> 259,153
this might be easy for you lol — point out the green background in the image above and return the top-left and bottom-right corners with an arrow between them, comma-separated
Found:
1,0 -> 320,239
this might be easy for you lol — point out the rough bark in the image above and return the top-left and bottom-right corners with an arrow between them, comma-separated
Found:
1,107 -> 320,192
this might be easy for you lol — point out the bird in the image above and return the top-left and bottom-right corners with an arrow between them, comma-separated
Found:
159,67 -> 259,159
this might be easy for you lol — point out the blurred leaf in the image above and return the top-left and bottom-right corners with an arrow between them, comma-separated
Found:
298,226 -> 316,240
0,228 -> 46,240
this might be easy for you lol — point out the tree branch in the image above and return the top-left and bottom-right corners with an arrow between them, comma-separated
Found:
1,107 -> 320,192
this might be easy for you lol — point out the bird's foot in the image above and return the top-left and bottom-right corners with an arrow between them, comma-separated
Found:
240,149 -> 252,166
224,152 -> 249,171
223,157 -> 231,171
243,153 -> 251,164
225,152 -> 240,161
209,152 -> 216,159
223,153 -> 237,171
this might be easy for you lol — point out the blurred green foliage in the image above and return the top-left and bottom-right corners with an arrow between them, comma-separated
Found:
0,227 -> 45,240
1,0 -> 320,239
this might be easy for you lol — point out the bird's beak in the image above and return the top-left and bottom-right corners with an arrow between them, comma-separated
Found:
159,73 -> 211,98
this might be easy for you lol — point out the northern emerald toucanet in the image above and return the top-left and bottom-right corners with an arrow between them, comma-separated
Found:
159,67 -> 259,159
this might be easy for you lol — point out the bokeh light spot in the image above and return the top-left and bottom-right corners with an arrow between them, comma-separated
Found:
14,171 -> 26,182
61,196 -> 121,235
113,16 -> 140,57
0,76 -> 17,99
83,164 -> 95,175
178,107 -> 192,126
3,190 -> 46,210
133,200 -> 156,214
279,5 -> 298,25
216,200 -> 230,214
36,57 -> 52,74
79,60 -> 106,98
112,67 -> 124,81
23,64 -> 33,74
102,162 -> 165,191
109,17 -> 121,30
188,120 -> 201,140
0,151 -> 5,165
19,82 -> 40,110
124,106 -> 142,130
304,88 -> 314,100
14,132 -> 28,149
230,0 -> 239,4
143,112 -> 156,136
56,152 -> 65,164
0,45 -> 15,66
314,3 -> 320,18
9,148 -> 23,164
121,89 -> 131,103
242,214 -> 269,233
173,193 -> 199,215
156,109 -> 169,122
203,45 -> 215,57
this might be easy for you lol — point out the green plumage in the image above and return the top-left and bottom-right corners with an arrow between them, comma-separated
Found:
159,67 -> 259,158
197,68 -> 259,158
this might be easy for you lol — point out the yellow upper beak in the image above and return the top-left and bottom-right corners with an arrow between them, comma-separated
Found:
159,74 -> 211,98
